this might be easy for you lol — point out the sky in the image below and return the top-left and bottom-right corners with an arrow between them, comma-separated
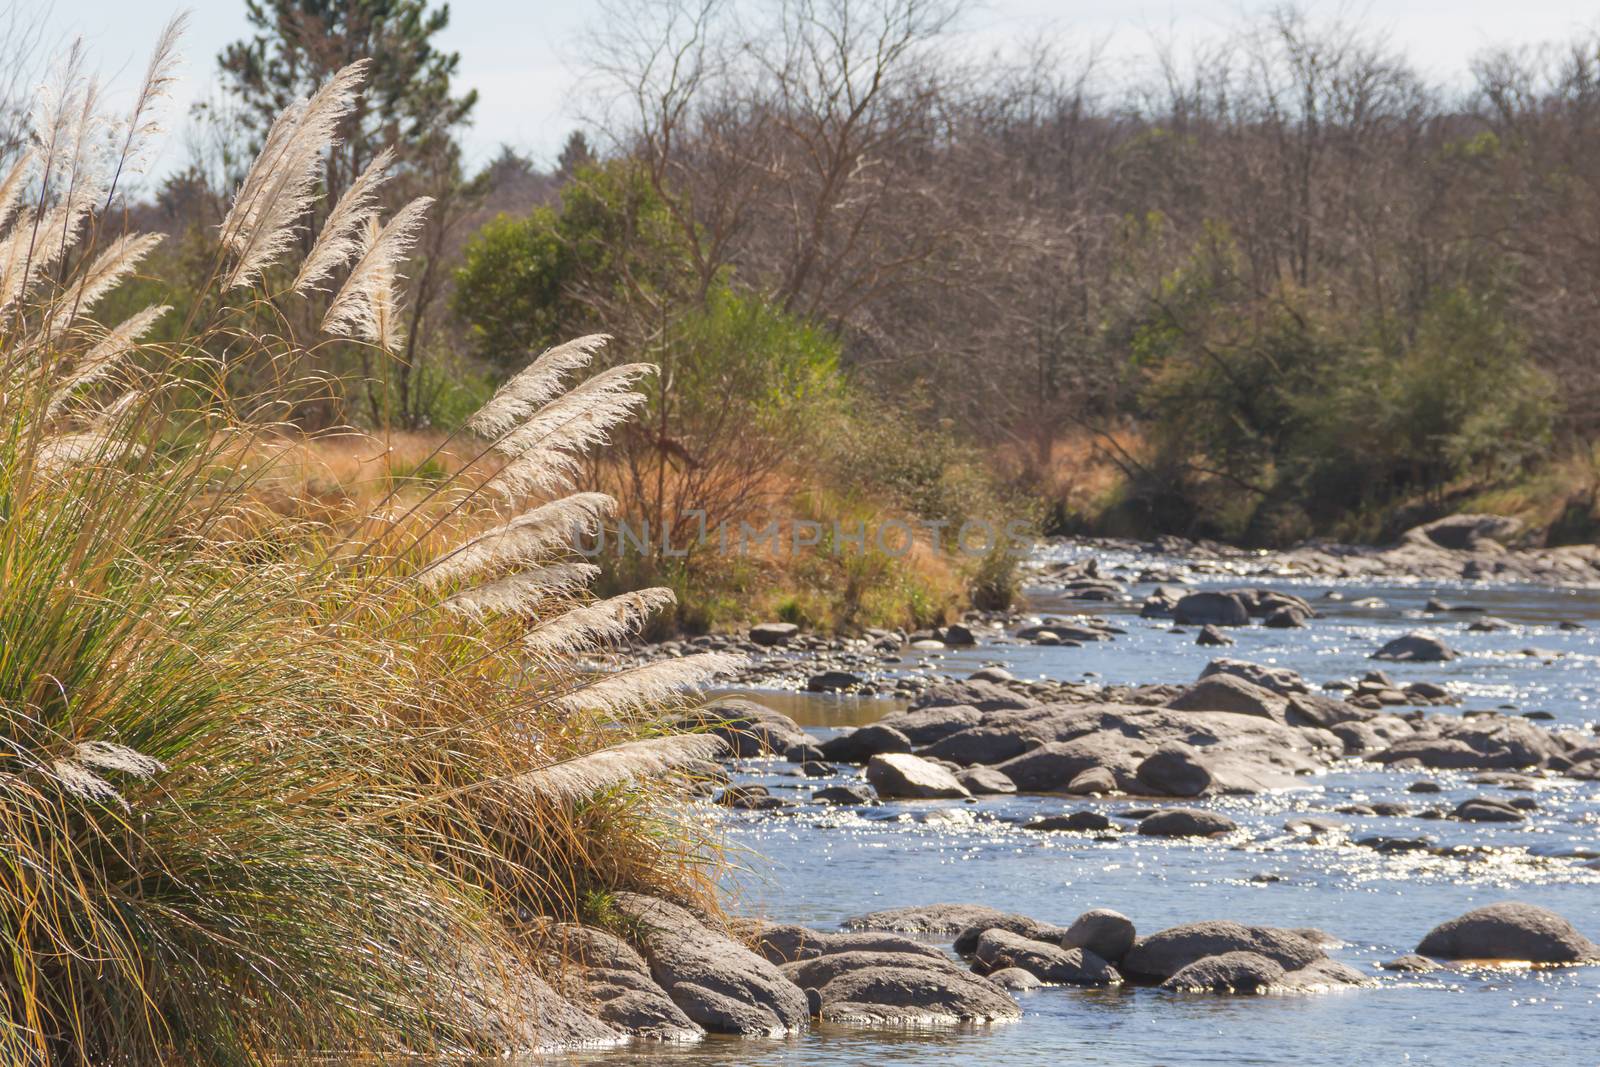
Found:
40,0 -> 1600,183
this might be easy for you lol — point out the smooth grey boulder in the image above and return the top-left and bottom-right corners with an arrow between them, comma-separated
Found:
986,967 -> 1042,990
973,929 -> 1119,985
1199,658 -> 1311,695
1416,902 -> 1600,964
865,753 -> 972,800
819,723 -> 913,763
1161,950 -> 1285,993
910,680 -> 1034,713
813,784 -> 876,805
1065,765 -> 1117,795
1122,921 -> 1327,980
1061,909 -> 1137,964
1196,624 -> 1233,647
749,622 -> 799,647
1372,633 -> 1458,662
612,893 -> 809,1035
1136,807 -> 1238,837
750,923 -> 944,965
953,913 -> 1068,955
684,699 -> 810,757
918,725 -> 1044,766
1173,592 -> 1250,627
1167,675 -> 1287,722
1135,743 -> 1214,797
956,765 -> 1017,795
1263,606 -> 1308,628
1280,958 -> 1373,991
781,951 -> 1020,1024
872,704 -> 984,745
1451,797 -> 1526,823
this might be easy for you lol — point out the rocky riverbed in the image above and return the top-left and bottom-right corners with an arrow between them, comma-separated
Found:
542,525 -> 1600,1064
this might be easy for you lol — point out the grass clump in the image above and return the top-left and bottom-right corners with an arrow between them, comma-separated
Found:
1,28 -> 732,1065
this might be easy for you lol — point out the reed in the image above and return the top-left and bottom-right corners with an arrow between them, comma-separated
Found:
1,26 -> 731,1065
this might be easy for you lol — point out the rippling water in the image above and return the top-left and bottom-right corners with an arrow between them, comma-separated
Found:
550,549 -> 1600,1065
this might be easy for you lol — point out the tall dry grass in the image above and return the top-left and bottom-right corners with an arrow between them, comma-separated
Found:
1,22 -> 733,1065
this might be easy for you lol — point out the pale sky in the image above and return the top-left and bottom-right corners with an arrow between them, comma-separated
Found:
42,0 -> 1600,185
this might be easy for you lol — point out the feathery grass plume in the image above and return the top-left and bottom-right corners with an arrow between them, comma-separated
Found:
442,562 -> 601,619
489,363 -> 655,496
0,148 -> 34,232
221,60 -> 367,289
34,430 -> 143,471
108,13 -> 187,181
48,232 -> 164,333
523,587 -> 677,655
294,146 -> 394,293
557,652 -> 746,716
419,491 -> 616,589
467,334 -> 612,438
516,735 -> 730,803
47,304 -> 170,415
322,196 -> 432,349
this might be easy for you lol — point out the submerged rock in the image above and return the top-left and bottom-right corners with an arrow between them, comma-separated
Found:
1027,810 -> 1111,832
844,902 -> 1027,937
1372,633 -> 1458,663
1136,807 -> 1238,837
1415,902 -> 1600,964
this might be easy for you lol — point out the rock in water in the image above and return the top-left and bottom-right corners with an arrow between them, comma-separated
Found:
1415,903 -> 1600,964
1061,909 -> 1137,964
1161,951 -> 1285,993
865,753 -> 972,799
1196,624 -> 1234,646
1136,807 -> 1238,837
843,903 -> 1028,936
1173,592 -> 1250,627
956,765 -> 1018,795
613,894 -> 809,1035
680,698 -> 810,757
781,950 -> 1020,1024
1199,658 -> 1311,695
1135,743 -> 1213,798
1372,633 -> 1458,662
1121,921 -> 1327,980
1167,675 -> 1287,721
818,723 -> 913,763
973,929 -> 1120,985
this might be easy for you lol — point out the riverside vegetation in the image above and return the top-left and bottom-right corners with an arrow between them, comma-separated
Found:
0,32 -> 745,1063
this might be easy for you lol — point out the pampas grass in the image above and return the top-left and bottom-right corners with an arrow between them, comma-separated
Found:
1,34 -> 736,1067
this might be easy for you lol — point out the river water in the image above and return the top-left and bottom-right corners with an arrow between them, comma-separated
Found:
556,543 -> 1600,1065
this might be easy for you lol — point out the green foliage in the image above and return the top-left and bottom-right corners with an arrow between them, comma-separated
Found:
453,161 -> 693,365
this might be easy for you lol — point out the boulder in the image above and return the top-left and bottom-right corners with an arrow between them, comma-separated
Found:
1167,675 -> 1287,722
748,622 -> 799,647
1199,658 -> 1310,695
918,725 -> 1044,766
986,967 -> 1042,990
1028,810 -> 1112,832
1161,950 -> 1285,993
685,699 -> 809,757
955,765 -> 1017,795
953,912 -> 1068,955
1173,592 -> 1250,627
872,704 -> 984,746
865,753 -> 971,800
1061,909 -> 1137,964
1065,765 -> 1117,795
1134,743 -> 1214,798
750,924 -> 945,966
807,669 -> 863,692
613,893 -> 809,1035
781,951 -> 1019,1024
545,924 -> 702,1042
1196,624 -> 1234,646
974,929 -> 1119,985
813,784 -> 876,805
1380,954 -> 1440,973
819,723 -> 913,763
1263,606 -> 1308,628
1286,693 -> 1373,730
1121,921 -> 1327,980
1403,513 -> 1521,551
910,680 -> 1034,713
1451,797 -> 1526,823
1136,807 -> 1238,837
844,903 -> 1026,937
942,622 -> 977,646
1372,633 -> 1458,662
1415,903 -> 1600,964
